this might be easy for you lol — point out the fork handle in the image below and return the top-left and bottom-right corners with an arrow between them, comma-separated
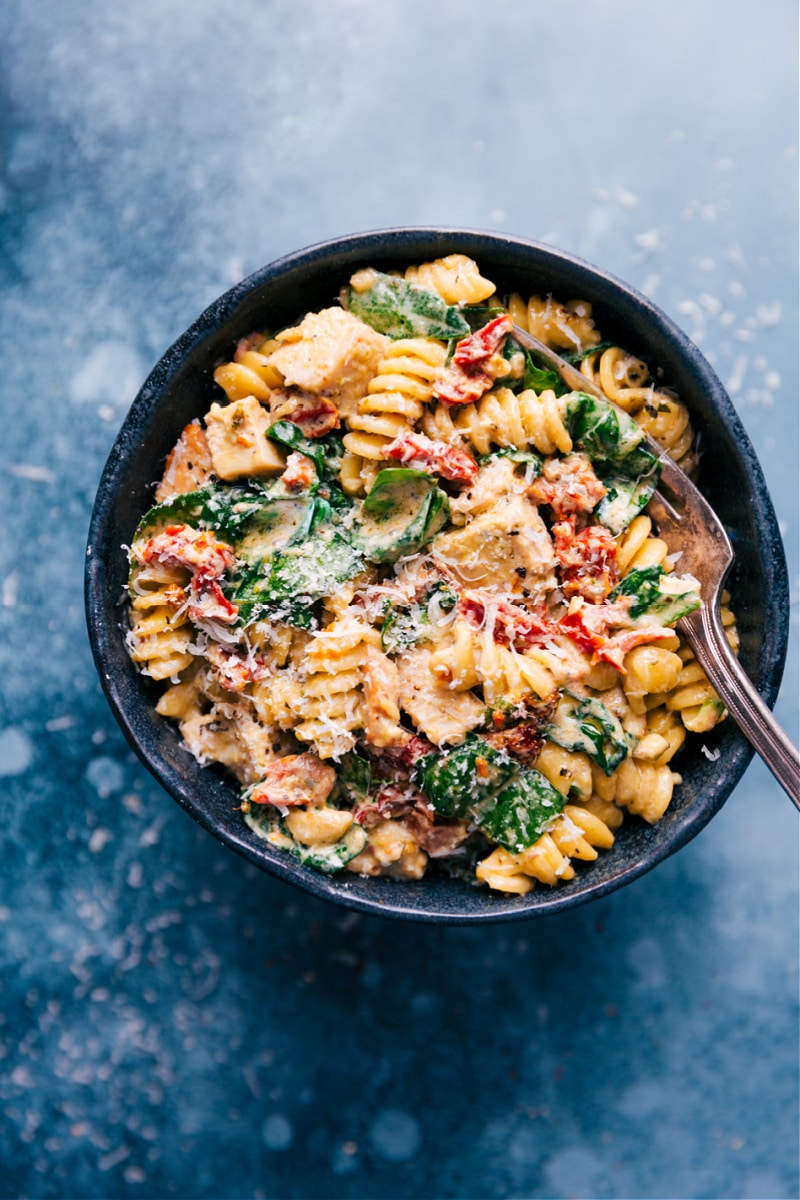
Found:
680,608 -> 800,809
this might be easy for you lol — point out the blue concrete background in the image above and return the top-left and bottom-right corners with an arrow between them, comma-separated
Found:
0,2 -> 797,1197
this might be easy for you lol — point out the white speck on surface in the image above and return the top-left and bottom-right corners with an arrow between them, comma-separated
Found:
701,744 -> 721,761
138,818 -> 164,848
744,388 -> 774,408
46,714 -> 77,732
69,340 -> 144,408
755,302 -> 781,327
729,280 -> 746,299
727,356 -> 748,393
7,463 -> 57,483
615,187 -> 639,209
262,1114 -> 293,1151
88,827 -> 113,853
127,862 -> 144,889
0,727 -> 34,776
98,1145 -> 130,1172
764,372 -> 781,390
12,1064 -> 35,1087
1,571 -> 18,607
633,229 -> 664,257
489,208 -> 506,223
626,936 -> 667,990
85,756 -> 124,797
544,1145 -> 604,1198
368,1109 -> 421,1162
698,257 -> 715,272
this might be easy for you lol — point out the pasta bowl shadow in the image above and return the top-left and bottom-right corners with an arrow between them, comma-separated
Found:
85,228 -> 789,923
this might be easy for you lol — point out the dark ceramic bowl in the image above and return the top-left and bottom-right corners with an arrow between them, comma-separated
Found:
85,228 -> 789,923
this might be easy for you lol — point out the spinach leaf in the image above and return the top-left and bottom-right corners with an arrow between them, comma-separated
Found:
478,447 -> 543,478
229,528 -> 364,627
412,735 -> 518,819
610,564 -> 701,625
348,272 -> 470,340
561,341 -> 615,365
523,352 -> 564,395
478,769 -> 565,852
381,582 -> 458,654
134,482 -> 272,543
565,391 -> 660,478
359,468 -> 450,564
266,421 -> 344,480
336,753 -> 373,807
458,305 -> 508,332
546,692 -> 635,775
593,468 -> 660,534
414,735 -> 566,852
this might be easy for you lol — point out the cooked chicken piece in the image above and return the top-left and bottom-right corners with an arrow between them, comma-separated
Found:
268,307 -> 389,419
433,494 -> 556,596
204,395 -> 285,480
156,421 -> 214,502
248,752 -> 337,807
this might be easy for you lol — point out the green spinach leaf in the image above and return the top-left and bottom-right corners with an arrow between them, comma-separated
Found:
348,272 -> 470,340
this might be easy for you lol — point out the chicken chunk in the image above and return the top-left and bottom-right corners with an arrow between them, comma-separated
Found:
268,307 -> 389,419
433,494 -> 556,597
156,421 -> 213,503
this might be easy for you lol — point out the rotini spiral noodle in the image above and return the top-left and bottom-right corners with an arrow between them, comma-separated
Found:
422,386 -> 572,457
666,592 -> 737,731
291,614 -> 380,759
213,336 -> 283,402
579,347 -> 697,472
475,805 -> 615,893
343,338 -> 446,460
127,564 -> 194,681
508,292 -> 601,353
404,254 -> 496,305
615,515 -> 671,575
428,619 -> 556,702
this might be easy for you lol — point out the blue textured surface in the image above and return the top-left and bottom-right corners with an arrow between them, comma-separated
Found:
1,2 -> 797,1198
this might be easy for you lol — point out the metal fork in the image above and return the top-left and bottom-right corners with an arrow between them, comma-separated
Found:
510,324 -> 800,809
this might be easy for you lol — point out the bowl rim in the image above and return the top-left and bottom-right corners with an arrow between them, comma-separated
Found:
85,226 -> 790,923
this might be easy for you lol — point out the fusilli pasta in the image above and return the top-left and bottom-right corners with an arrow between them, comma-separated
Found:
125,252 -> 734,896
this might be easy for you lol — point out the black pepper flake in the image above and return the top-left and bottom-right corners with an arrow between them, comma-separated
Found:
515,567 -> 527,577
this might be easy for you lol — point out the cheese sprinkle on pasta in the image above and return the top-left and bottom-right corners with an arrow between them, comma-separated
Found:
126,255 -> 735,893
